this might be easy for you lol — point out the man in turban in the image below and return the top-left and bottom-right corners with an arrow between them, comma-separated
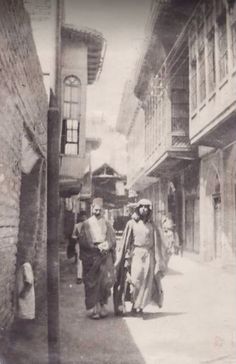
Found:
79,198 -> 116,319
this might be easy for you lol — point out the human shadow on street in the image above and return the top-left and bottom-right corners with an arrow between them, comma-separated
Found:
142,311 -> 185,321
60,252 -> 147,364
167,267 -> 183,275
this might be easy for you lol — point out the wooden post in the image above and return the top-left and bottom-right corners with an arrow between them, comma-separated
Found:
47,90 -> 61,364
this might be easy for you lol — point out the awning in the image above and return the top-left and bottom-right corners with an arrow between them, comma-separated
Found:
59,154 -> 90,198
59,178 -> 82,198
146,150 -> 197,178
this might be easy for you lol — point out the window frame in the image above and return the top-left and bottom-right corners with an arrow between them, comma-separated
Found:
217,5 -> 228,81
207,27 -> 216,94
197,12 -> 207,104
231,20 -> 236,69
62,76 -> 81,155
189,26 -> 198,113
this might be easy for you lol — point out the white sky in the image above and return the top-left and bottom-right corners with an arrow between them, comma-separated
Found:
65,0 -> 151,127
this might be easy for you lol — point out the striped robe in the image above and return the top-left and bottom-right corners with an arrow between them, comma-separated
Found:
79,216 -> 116,310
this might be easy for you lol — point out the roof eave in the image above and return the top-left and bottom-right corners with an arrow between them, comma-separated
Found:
62,24 -> 106,84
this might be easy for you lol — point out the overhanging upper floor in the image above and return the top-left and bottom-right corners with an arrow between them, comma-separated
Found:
61,24 -> 106,84
188,0 -> 236,148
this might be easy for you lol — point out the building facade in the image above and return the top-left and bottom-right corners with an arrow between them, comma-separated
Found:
58,24 -> 106,240
0,0 -> 50,335
117,0 -> 236,266
59,25 -> 105,193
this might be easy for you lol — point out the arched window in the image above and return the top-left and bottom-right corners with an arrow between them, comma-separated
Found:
61,76 -> 81,155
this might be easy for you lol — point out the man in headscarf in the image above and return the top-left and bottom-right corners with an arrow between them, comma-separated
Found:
113,199 -> 168,316
79,198 -> 116,319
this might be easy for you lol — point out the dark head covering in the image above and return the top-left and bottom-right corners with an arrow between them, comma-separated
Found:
92,197 -> 103,208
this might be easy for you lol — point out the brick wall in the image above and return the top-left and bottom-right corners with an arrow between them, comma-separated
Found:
24,0 -> 58,98
17,159 -> 47,311
0,0 -> 48,333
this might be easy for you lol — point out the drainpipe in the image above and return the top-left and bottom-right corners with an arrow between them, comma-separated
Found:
47,90 -> 60,364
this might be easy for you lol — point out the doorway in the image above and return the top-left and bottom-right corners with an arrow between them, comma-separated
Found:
167,179 -> 183,245
185,196 -> 199,253
212,173 -> 222,259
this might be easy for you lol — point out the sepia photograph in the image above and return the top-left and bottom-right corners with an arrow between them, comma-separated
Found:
0,0 -> 236,363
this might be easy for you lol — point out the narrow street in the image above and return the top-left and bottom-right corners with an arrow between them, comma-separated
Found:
60,252 -> 236,364
1,1 -> 236,364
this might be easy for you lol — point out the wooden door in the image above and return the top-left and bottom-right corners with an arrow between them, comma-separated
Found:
185,198 -> 194,251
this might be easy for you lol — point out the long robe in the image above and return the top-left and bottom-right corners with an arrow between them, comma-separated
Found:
113,217 -> 168,315
79,216 -> 116,310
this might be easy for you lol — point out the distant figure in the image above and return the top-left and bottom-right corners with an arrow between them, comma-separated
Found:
16,248 -> 35,321
72,211 -> 87,284
161,214 -> 180,258
11,246 -> 35,341
79,198 -> 116,319
113,199 -> 168,317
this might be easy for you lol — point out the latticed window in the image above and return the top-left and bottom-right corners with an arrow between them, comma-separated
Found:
153,80 -> 158,150
152,93 -> 156,144
61,76 -> 81,155
198,15 -> 206,103
145,103 -> 150,157
145,93 -> 156,158
199,52 -> 206,102
157,96 -> 162,147
154,74 -> 163,147
216,2 -> 228,81
161,92 -> 165,143
145,120 -> 150,157
149,93 -> 155,154
207,28 -> 216,93
232,22 -> 236,67
190,31 -> 198,111
230,1 -> 236,67
206,4 -> 216,93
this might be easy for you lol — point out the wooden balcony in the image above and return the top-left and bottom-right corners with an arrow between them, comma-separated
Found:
145,132 -> 197,178
144,75 -> 197,178
59,154 -> 90,197
190,71 -> 236,148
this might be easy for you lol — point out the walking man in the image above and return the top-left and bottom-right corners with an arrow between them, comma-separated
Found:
79,198 -> 116,319
114,199 -> 168,316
